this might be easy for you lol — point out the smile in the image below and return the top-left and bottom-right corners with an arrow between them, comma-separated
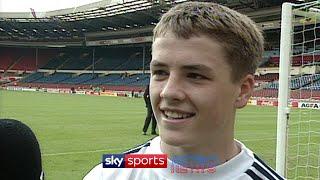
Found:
162,110 -> 195,120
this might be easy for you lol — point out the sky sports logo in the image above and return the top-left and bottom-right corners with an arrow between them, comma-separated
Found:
102,154 -> 167,168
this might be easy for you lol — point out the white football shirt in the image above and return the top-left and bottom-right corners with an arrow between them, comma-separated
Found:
84,136 -> 285,180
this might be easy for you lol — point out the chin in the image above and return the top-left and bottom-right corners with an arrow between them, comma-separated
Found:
160,129 -> 193,147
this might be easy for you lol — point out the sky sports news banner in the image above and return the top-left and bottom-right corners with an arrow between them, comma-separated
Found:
102,154 -> 219,174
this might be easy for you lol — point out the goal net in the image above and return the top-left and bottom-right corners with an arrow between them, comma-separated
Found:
277,1 -> 320,179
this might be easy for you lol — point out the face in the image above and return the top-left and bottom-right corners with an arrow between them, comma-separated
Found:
150,33 -> 252,147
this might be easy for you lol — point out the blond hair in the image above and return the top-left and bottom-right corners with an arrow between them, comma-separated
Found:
153,1 -> 264,82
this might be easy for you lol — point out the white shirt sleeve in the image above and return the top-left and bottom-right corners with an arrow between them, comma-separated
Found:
83,164 -> 104,180
83,163 -> 136,180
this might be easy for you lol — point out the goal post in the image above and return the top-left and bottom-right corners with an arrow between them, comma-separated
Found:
277,1 -> 320,179
277,2 -> 292,176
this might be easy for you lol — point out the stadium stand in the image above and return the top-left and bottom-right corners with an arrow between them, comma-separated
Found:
41,53 -> 70,70
1,46 -> 318,95
0,0 -> 319,99
0,53 -> 15,71
265,74 -> 320,90
19,72 -> 45,83
60,52 -> 93,70
269,54 -> 320,66
255,73 -> 279,82
102,73 -> 150,86
60,73 -> 97,84
32,72 -> 72,83
252,88 -> 320,99
82,74 -> 121,85
0,48 -> 56,71
301,79 -> 320,90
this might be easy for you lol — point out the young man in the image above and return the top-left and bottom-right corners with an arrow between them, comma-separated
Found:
84,1 -> 284,179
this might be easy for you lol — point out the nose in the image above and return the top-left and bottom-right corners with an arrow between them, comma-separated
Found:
160,74 -> 186,101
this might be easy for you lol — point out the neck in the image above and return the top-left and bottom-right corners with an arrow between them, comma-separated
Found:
160,134 -> 240,166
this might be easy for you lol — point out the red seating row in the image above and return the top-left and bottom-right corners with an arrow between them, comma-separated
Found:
0,47 -> 56,71
255,73 -> 279,81
269,54 -> 320,66
253,89 -> 320,99
16,82 -> 145,92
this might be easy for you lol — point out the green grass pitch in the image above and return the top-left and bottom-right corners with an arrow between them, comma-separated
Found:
1,90 -> 319,180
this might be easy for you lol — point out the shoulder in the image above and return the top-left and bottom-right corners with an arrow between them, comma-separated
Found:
245,153 -> 285,180
83,138 -> 156,180
238,141 -> 285,180
83,163 -> 134,180
83,163 -> 104,180
122,139 -> 152,154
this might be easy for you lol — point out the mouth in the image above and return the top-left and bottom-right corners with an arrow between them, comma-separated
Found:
161,110 -> 196,121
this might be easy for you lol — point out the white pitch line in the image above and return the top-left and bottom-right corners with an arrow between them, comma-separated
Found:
43,132 -> 314,157
241,137 -> 276,142
42,137 -> 280,157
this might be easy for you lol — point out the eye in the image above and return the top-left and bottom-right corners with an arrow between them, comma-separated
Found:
152,70 -> 167,75
151,70 -> 168,80
187,73 -> 207,80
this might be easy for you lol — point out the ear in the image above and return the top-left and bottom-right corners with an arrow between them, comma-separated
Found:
234,74 -> 255,109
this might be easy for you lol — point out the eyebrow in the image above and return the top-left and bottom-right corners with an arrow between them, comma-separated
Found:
150,60 -> 167,68
151,60 -> 213,73
181,64 -> 213,73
